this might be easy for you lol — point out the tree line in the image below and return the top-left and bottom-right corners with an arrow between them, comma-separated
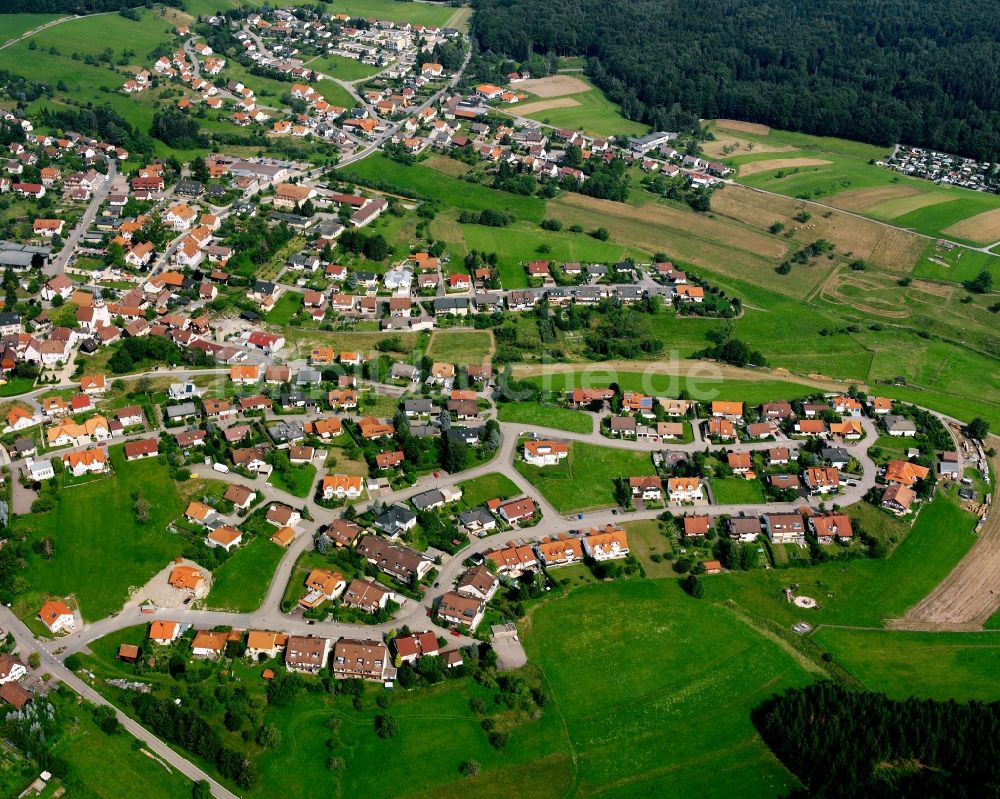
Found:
472,0 -> 1000,160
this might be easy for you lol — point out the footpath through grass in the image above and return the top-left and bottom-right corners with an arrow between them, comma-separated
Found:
496,401 -> 594,434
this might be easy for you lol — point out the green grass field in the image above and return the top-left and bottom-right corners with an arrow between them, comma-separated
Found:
327,0 -> 457,25
513,76 -> 648,138
497,401 -> 594,434
811,628 -> 1000,702
704,487 -> 978,629
433,215 -> 642,288
13,445 -> 185,621
622,519 -> 675,577
310,53 -> 382,82
515,441 -> 654,512
265,291 -> 302,325
0,13 -> 67,41
340,154 -> 546,222
911,240 -> 1000,284
522,580 -> 812,798
268,463 -> 317,498
520,369 -> 819,406
457,472 -> 521,508
427,329 -> 493,364
49,689 -> 193,799
711,478 -> 766,505
205,535 -> 286,612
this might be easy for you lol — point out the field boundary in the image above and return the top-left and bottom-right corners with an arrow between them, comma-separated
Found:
887,441 -> 1000,631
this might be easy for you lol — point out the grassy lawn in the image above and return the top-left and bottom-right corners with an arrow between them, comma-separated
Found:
206,535 -> 286,613
268,463 -> 317,498
310,53 -> 382,81
48,689 -> 192,799
704,487 -> 978,629
0,13 -> 67,41
519,369 -> 818,406
13,445 -> 185,621
810,628 -> 1000,702
0,375 -> 35,396
623,519 -> 675,577
340,154 -> 545,222
522,580 -> 812,798
433,214 -> 643,287
265,291 -> 303,325
457,472 -> 521,508
514,441 -> 654,513
322,0 -> 456,25
711,478 -> 766,505
514,76 -> 648,138
427,330 -> 492,364
496,401 -> 594,434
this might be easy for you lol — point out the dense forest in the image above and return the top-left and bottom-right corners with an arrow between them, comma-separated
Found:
753,682 -> 1000,798
472,0 -> 1000,160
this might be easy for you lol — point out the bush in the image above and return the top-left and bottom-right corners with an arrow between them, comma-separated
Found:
374,713 -> 398,739
681,573 -> 704,598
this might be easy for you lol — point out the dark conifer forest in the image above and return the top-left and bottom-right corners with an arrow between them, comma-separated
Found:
753,682 -> 1000,798
472,0 -> 1000,160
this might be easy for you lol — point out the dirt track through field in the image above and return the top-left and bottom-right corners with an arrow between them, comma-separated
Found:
514,97 -> 581,115
518,75 -> 590,97
888,442 -> 1000,631
715,119 -> 771,135
738,158 -> 832,176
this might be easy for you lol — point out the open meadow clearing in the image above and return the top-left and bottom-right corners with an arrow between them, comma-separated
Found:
496,401 -> 594,434
434,214 -> 642,288
205,536 -> 286,613
712,120 -> 1000,241
522,580 -> 812,799
511,76 -> 648,137
427,329 -> 493,364
704,488 -> 978,629
810,629 -> 1000,702
0,13 -> 68,43
457,472 -> 521,507
341,154 -> 546,222
12,445 -> 185,622
514,441 -> 659,512
310,53 -> 383,82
